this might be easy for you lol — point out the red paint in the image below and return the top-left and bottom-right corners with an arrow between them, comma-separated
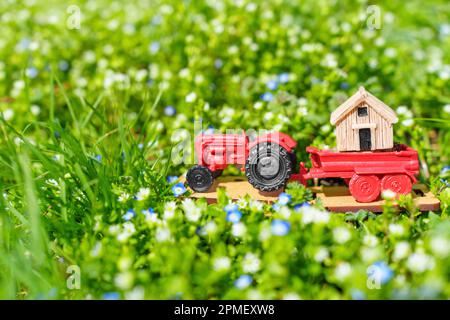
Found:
192,132 -> 420,203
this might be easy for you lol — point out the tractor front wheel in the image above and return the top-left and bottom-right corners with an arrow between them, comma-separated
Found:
186,165 -> 214,192
349,174 -> 381,203
245,142 -> 293,192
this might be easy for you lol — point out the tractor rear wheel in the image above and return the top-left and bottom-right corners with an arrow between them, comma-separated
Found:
349,174 -> 381,203
186,165 -> 214,192
245,142 -> 293,192
381,174 -> 412,195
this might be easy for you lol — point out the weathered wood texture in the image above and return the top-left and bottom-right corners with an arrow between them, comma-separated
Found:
335,102 -> 394,151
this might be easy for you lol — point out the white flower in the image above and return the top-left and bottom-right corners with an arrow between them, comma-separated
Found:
253,101 -> 263,110
155,227 -> 171,242
444,104 -> 450,114
237,198 -> 248,209
90,242 -> 102,258
402,119 -> 414,127
249,200 -> 263,211
382,189 -> 397,199
46,179 -> 59,187
301,207 -> 330,224
333,227 -> 351,244
114,272 -> 134,290
389,224 -> 405,236
384,47 -> 397,58
30,104 -> 41,115
182,198 -> 202,222
406,252 -> 435,273
314,247 -> 329,262
185,92 -> 197,103
363,234 -> 379,247
135,187 -> 150,201
242,253 -> 260,273
213,257 -> 231,271
125,286 -> 145,300
232,222 -> 247,237
430,236 -> 449,258
282,293 -> 301,300
334,262 -> 352,280
393,241 -> 411,261
118,192 -> 131,203
279,206 -> 291,219
259,226 -> 271,241
360,247 -> 382,263
396,106 -> 413,117
163,201 -> 177,220
117,222 -> 136,242
118,257 -> 132,270
203,221 -> 217,235
2,109 -> 14,121
109,225 -> 120,235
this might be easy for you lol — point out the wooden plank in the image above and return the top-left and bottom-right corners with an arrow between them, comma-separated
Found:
187,177 -> 440,212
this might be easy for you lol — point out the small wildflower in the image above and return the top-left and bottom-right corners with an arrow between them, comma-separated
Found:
261,92 -> 273,102
203,221 -> 217,235
389,223 -> 405,236
294,202 -> 310,212
407,252 -> 435,273
118,192 -> 131,203
213,257 -> 231,271
114,272 -> 134,290
277,73 -> 290,83
135,187 -> 150,201
314,247 -> 329,262
167,176 -> 179,183
155,226 -> 171,242
226,210 -> 242,223
369,261 -> 394,285
333,227 -> 351,244
301,206 -> 330,224
117,222 -> 136,242
393,241 -> 411,261
164,105 -> 176,116
242,253 -> 260,273
172,182 -> 187,197
231,222 -> 247,237
277,192 -> 291,205
249,200 -> 263,211
185,92 -> 197,103
430,236 -> 450,258
271,220 -> 290,236
224,202 -> 239,213
382,189 -> 397,200
334,262 -> 352,280
142,208 -> 158,222
163,201 -> 177,220
234,275 -> 252,289
363,234 -> 379,247
122,209 -> 136,221
266,79 -> 278,90
103,292 -> 120,300
182,198 -> 202,222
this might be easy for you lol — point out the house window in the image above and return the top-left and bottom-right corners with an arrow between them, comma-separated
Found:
358,107 -> 368,117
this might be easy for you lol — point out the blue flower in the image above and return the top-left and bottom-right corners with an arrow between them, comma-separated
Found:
441,166 -> 450,175
271,220 -> 290,236
440,178 -> 450,187
277,73 -> 290,84
167,176 -> 179,183
226,210 -> 242,223
142,208 -> 156,219
95,154 -> 102,162
149,41 -> 160,53
350,289 -> 366,300
294,202 -> 310,212
340,82 -> 350,90
272,203 -> 281,212
277,192 -> 291,205
172,182 -> 187,197
138,143 -> 144,149
369,261 -> 394,285
58,60 -> 69,72
261,92 -> 274,102
26,67 -> 38,79
266,79 -> 278,90
164,105 -> 176,116
103,292 -> 120,300
234,275 -> 252,289
214,59 -> 223,69
224,203 -> 239,213
123,209 -> 136,221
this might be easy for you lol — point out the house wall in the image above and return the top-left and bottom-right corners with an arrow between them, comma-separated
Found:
335,102 -> 394,152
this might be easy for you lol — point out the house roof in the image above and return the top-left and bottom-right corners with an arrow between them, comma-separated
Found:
330,86 -> 398,125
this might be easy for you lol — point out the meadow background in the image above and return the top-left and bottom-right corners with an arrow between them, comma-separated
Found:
0,0 -> 449,299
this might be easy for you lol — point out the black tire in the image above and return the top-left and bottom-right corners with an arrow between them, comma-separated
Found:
245,142 -> 293,192
186,165 -> 214,192
212,170 -> 223,178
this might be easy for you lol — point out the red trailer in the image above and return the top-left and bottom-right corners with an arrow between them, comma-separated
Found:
186,132 -> 420,203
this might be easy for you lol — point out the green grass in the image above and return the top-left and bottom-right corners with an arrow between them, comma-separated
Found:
0,0 -> 449,299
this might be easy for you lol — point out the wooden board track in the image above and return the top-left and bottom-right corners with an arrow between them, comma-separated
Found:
187,176 -> 440,212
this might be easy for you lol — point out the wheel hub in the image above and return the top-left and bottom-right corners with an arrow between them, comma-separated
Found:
257,156 -> 280,178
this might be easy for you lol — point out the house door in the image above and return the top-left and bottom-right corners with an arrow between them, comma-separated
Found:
359,128 -> 372,151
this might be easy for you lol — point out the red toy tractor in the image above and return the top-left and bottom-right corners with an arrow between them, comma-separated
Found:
186,131 -> 420,203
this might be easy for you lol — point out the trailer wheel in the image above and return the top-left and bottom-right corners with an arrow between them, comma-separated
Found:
245,142 -> 293,192
381,174 -> 412,195
186,165 -> 214,192
349,174 -> 381,203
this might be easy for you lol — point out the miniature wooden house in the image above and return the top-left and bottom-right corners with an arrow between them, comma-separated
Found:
330,87 -> 398,152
